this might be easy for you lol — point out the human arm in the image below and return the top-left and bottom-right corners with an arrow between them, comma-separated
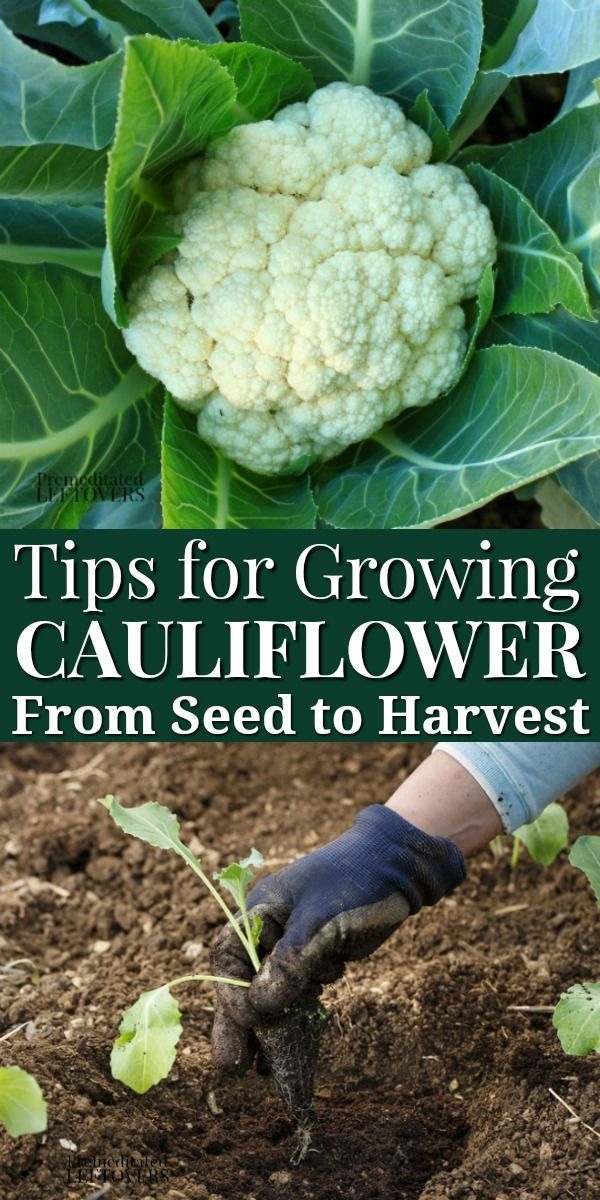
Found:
435,742 -> 600,834
211,741 -> 600,1072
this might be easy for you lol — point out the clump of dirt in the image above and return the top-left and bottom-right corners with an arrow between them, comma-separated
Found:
256,1000 -> 328,1162
1,743 -> 599,1199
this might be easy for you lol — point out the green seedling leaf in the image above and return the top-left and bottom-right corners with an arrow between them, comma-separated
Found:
467,166 -> 592,319
570,836 -> 600,904
239,0 -> 483,128
0,1067 -> 47,1138
513,803 -> 570,866
99,795 -> 259,966
553,983 -> 600,1055
162,396 -> 318,529
0,200 -> 105,275
99,794 -> 196,864
0,262 -> 162,528
0,959 -> 41,988
111,986 -> 182,1094
315,346 -> 600,528
214,849 -> 264,908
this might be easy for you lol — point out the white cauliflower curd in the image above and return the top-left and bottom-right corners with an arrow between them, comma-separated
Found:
124,83 -> 496,474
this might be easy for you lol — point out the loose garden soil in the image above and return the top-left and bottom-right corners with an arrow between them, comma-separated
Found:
1,742 -> 598,1199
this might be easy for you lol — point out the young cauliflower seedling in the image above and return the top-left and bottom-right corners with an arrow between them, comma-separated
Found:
124,83 -> 496,475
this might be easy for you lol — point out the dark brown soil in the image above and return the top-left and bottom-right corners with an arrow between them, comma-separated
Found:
1,743 -> 598,1200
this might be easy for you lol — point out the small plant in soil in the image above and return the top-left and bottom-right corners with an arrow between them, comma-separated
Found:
511,802 -> 570,871
0,1067 -> 47,1139
490,802 -> 569,871
553,836 -> 600,1056
99,796 -> 325,1160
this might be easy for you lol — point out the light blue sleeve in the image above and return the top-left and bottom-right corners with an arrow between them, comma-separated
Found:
434,743 -> 600,832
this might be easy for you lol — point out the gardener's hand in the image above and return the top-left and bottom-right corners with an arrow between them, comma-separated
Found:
210,805 -> 466,1073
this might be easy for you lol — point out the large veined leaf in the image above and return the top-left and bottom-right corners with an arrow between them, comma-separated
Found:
239,0 -> 483,127
554,456 -> 600,525
102,37 -> 236,324
0,0 -> 119,60
89,0 -> 221,41
0,20 -> 121,146
467,0 -> 599,141
461,109 -> 600,299
534,476 -> 600,530
0,200 -> 104,274
481,311 -> 600,526
559,60 -> 600,117
553,983 -> 600,1055
37,0 -> 126,50
481,0 -> 524,51
0,17 -> 121,203
467,166 -> 591,319
103,37 -> 314,324
570,836 -> 600,904
82,474 -> 162,528
448,0 -> 536,150
0,1067 -> 47,1138
111,986 -> 183,1094
162,397 -> 318,529
0,262 -> 162,527
315,346 -> 600,528
204,42 -> 315,122
480,309 -> 600,374
500,0 -> 600,77
0,144 -> 108,203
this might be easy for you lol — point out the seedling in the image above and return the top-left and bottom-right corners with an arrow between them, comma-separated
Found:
0,1067 -> 47,1138
553,836 -> 600,1056
0,959 -> 41,989
511,803 -> 570,871
490,803 -> 570,871
99,795 -> 261,1093
99,796 -> 325,1157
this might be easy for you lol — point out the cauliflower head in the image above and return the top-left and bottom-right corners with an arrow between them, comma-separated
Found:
124,83 -> 496,475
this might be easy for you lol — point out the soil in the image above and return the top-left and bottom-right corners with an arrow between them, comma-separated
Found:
1,742 -> 598,1200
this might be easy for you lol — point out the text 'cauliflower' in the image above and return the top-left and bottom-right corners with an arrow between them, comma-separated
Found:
124,83 -> 496,475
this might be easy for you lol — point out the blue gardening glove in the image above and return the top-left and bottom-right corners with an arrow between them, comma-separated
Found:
211,805 -> 466,1074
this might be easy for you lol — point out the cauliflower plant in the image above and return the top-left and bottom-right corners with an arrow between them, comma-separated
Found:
124,83 -> 496,475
